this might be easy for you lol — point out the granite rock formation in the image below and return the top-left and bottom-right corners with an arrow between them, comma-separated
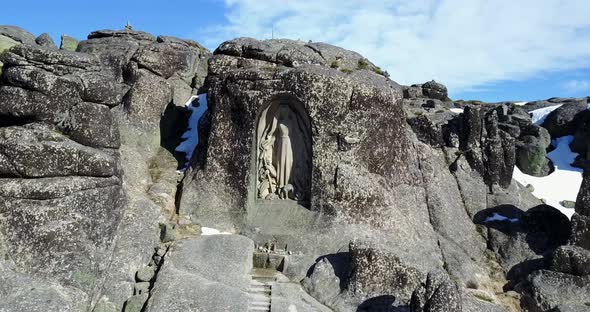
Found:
0,26 -> 588,312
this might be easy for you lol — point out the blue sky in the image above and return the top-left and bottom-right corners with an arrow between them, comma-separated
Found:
3,0 -> 590,102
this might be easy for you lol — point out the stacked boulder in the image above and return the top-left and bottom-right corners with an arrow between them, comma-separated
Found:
0,26 -> 211,312
516,173 -> 590,311
0,41 -> 127,311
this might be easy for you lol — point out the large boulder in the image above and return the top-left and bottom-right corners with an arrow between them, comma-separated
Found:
403,80 -> 449,101
521,270 -> 590,311
145,235 -> 254,312
541,100 -> 588,138
410,271 -> 462,312
60,35 -> 79,51
0,25 -> 36,44
0,124 -> 117,177
2,43 -> 100,76
421,80 -> 449,101
122,68 -> 171,124
550,245 -> 590,276
35,33 -> 57,48
515,135 -> 550,176
346,240 -> 424,306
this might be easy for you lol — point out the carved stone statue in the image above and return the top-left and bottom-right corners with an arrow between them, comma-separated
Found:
256,96 -> 311,205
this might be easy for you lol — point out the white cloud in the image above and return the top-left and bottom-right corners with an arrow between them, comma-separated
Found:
200,0 -> 590,93
562,80 -> 590,93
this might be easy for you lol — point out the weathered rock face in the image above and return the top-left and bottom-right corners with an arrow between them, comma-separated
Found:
347,241 -> 424,306
145,235 -> 254,312
1,25 -> 583,312
179,37 -> 539,312
576,172 -> 590,217
541,100 -> 588,138
35,32 -> 56,48
0,25 -> 36,44
0,26 -> 211,312
520,270 -> 590,312
550,245 -> 590,276
0,42 -> 126,308
403,80 -> 450,101
410,271 -> 462,312
180,39 -> 451,287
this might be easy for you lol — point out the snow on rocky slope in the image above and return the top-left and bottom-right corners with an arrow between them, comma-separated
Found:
512,104 -> 589,218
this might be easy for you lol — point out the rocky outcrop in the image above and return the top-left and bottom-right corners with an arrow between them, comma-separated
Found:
516,172 -> 590,311
0,26 -> 211,312
541,99 -> 588,138
0,25 -> 36,44
1,24 -> 586,312
0,42 -> 126,309
403,80 -> 450,101
179,37 -> 542,312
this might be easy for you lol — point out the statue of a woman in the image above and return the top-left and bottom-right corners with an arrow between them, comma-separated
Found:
257,100 -> 310,202
275,119 -> 293,198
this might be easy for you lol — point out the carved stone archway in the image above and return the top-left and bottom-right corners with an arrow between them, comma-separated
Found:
255,95 -> 312,207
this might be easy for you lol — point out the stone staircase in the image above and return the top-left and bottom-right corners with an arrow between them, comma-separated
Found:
247,272 -> 274,311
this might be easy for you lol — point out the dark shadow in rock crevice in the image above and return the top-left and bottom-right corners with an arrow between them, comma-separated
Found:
474,204 -> 570,253
474,204 -> 570,289
357,295 -> 405,312
306,252 -> 352,291
159,101 -> 192,169
0,114 -> 36,127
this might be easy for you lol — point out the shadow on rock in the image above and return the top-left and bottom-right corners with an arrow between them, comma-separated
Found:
357,295 -> 405,312
307,252 -> 352,290
504,257 -> 547,290
160,101 -> 192,169
474,204 -> 570,253
474,204 -> 571,287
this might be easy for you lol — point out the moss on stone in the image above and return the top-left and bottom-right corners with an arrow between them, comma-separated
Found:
330,60 -> 340,68
60,35 -> 78,52
357,58 -> 369,70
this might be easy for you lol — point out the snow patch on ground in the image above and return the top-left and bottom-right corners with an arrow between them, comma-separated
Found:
175,93 -> 208,168
513,135 -> 582,219
450,108 -> 464,114
514,101 -> 527,106
485,213 -> 519,223
200,227 -> 232,236
530,104 -> 562,125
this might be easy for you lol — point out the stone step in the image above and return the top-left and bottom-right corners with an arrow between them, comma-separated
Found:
249,287 -> 271,293
249,294 -> 271,302
247,273 -> 274,312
